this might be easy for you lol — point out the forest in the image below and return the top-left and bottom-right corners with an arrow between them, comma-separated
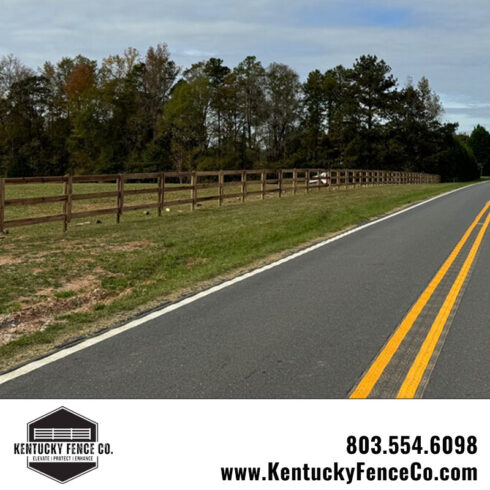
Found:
1,43 -> 488,181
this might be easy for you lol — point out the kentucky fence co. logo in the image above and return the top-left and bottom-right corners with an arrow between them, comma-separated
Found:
13,407 -> 113,483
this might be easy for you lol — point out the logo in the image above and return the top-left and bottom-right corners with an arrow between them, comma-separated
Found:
13,407 -> 112,483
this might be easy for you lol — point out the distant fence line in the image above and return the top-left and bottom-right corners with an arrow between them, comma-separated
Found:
0,168 -> 440,233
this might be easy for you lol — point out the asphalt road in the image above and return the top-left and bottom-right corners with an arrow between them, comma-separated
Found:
0,182 -> 489,398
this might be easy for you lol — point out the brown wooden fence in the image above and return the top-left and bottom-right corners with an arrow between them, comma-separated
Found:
0,168 -> 440,233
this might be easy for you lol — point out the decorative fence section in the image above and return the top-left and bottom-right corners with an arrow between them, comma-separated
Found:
0,169 -> 440,233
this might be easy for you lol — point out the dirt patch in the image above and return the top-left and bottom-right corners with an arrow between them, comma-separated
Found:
60,274 -> 101,292
106,240 -> 156,252
0,284 -> 109,346
101,287 -> 134,306
0,270 -> 113,345
34,250 -> 61,258
186,257 -> 209,268
0,243 -> 16,251
0,255 -> 23,266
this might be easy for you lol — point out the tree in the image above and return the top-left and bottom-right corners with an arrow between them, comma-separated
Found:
302,69 -> 327,165
323,65 -> 354,165
417,77 -> 443,123
1,76 -> 51,176
233,56 -> 267,155
64,63 -> 96,104
469,125 -> 490,176
347,55 -> 397,167
100,47 -> 140,83
0,47 -> 474,181
350,55 -> 397,131
204,58 -> 231,154
0,54 -> 33,99
264,63 -> 301,163
158,69 -> 211,172
140,44 -> 180,130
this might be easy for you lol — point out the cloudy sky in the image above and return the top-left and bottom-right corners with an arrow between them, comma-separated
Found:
1,0 -> 489,133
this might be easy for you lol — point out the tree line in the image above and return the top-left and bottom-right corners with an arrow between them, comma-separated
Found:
0,44 -> 484,181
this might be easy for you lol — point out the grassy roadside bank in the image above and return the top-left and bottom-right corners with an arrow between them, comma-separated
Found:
0,182 -> 471,371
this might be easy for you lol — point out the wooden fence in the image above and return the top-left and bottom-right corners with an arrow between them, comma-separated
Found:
0,168 -> 440,233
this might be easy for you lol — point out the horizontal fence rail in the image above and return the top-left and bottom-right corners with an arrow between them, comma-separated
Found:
0,169 -> 440,233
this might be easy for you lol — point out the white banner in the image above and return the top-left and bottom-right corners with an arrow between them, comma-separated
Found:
0,400 -> 488,489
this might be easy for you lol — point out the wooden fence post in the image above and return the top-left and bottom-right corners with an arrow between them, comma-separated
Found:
278,169 -> 283,197
261,170 -> 266,200
63,174 -> 72,232
191,172 -> 197,210
158,172 -> 165,216
306,170 -> 310,193
117,174 -> 124,223
0,177 -> 5,234
241,170 -> 246,202
219,171 -> 224,206
293,169 -> 297,195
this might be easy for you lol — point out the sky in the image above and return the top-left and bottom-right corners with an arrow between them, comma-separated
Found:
1,0 -> 490,133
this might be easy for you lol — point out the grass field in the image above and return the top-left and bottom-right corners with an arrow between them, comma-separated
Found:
0,181 -> 470,371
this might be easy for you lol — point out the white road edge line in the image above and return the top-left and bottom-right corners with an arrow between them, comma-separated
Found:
0,182 -> 486,386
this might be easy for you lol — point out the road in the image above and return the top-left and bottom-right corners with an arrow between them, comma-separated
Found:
0,181 -> 489,398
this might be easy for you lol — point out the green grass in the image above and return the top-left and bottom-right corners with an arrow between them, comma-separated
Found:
0,181 -> 472,371
53,290 -> 77,299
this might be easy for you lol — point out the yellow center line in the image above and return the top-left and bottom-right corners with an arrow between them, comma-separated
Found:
350,200 -> 490,399
397,209 -> 490,398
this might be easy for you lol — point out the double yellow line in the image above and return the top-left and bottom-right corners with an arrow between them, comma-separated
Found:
350,201 -> 490,399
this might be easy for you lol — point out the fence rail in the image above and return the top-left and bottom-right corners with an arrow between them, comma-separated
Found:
0,168 -> 440,233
